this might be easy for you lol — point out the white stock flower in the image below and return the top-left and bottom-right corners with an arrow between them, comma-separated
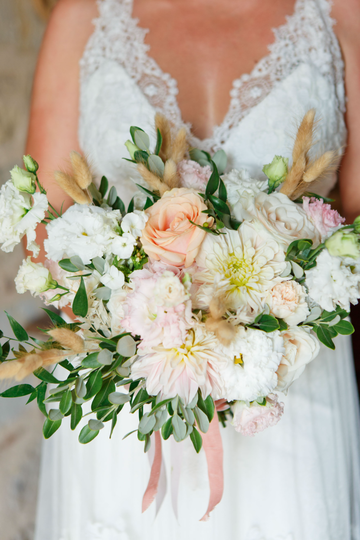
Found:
277,327 -> 320,393
195,220 -> 287,323
153,271 -> 190,307
15,257 -> 57,295
248,191 -> 321,248
100,266 -> 125,290
130,324 -> 227,405
111,232 -> 137,259
121,210 -> 148,238
218,327 -> 284,402
267,280 -> 309,325
305,249 -> 360,312
0,181 -> 47,256
44,204 -> 121,264
222,169 -> 268,221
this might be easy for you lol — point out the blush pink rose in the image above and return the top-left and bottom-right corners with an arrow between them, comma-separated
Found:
231,394 -> 284,436
141,188 -> 213,268
178,160 -> 212,191
302,197 -> 345,239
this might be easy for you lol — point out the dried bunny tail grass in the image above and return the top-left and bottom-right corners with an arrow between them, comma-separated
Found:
48,328 -> 85,354
205,317 -> 237,347
292,109 -> 316,164
209,296 -> 227,320
15,355 -> 43,381
155,113 -> 172,162
170,127 -> 188,164
0,359 -> 23,380
280,154 -> 306,197
163,159 -> 180,189
39,349 -> 70,367
70,151 -> 93,189
302,151 -> 338,184
137,163 -> 170,196
54,171 -> 92,205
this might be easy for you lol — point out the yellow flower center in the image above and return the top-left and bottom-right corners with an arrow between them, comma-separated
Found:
234,353 -> 244,366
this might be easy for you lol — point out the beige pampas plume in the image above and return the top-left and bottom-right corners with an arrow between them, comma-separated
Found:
54,171 -> 92,205
205,296 -> 237,346
170,127 -> 188,164
155,113 -> 172,162
163,159 -> 180,189
48,328 -> 85,354
137,163 -> 170,196
70,151 -> 93,190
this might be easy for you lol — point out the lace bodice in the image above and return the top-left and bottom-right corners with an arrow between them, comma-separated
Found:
79,0 -> 347,205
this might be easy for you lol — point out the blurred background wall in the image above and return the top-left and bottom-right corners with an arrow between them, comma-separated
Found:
0,2 -> 55,539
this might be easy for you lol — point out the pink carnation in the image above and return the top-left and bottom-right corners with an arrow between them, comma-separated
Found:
231,394 -> 284,436
121,267 -> 194,351
302,197 -> 345,239
178,160 -> 212,191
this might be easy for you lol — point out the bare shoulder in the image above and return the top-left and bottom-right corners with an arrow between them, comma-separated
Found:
331,0 -> 360,42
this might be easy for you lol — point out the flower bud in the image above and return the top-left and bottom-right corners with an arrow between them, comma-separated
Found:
325,230 -> 360,259
10,166 -> 36,194
353,216 -> 360,234
23,155 -> 39,173
15,257 -> 58,295
125,140 -> 140,160
262,156 -> 289,193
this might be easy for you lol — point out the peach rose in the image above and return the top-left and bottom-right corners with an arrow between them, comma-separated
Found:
141,188 -> 213,267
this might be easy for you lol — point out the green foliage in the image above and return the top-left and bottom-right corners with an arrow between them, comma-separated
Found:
72,277 -> 88,318
5,312 -> 28,342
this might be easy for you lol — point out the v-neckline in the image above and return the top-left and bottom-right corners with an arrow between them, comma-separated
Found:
128,0 -> 303,149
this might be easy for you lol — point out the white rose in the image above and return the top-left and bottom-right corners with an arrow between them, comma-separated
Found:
15,257 -> 57,295
222,169 -> 268,221
100,266 -> 125,290
267,281 -> 309,325
111,232 -> 137,259
277,327 -> 320,393
248,191 -> 321,248
153,271 -> 190,307
121,210 -> 148,238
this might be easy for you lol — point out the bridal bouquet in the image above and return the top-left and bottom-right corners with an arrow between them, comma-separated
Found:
0,110 -> 358,453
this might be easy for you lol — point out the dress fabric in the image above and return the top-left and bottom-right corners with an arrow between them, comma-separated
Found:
34,0 -> 360,539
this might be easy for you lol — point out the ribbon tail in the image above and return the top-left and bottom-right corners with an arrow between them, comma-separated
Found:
200,412 -> 224,522
142,431 -> 162,513
170,436 -> 184,520
155,450 -> 167,516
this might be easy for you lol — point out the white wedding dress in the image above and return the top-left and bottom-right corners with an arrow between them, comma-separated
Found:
34,0 -> 360,539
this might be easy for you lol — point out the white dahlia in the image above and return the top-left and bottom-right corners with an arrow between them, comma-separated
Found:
217,326 -> 285,403
195,220 -> 287,323
130,325 -> 227,405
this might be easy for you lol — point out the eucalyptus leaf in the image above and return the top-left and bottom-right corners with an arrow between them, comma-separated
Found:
291,261 -> 304,279
92,257 -> 105,275
305,306 -> 322,323
108,392 -> 131,405
59,259 -> 79,273
107,186 -> 118,207
69,256 -> 86,271
79,425 -> 99,444
148,154 -> 165,177
60,390 -> 72,415
49,409 -> 64,422
5,312 -> 28,342
75,377 -> 87,399
327,315 -> 341,327
161,418 -> 173,440
117,335 -> 136,357
116,366 -> 131,377
139,412 -> 156,435
189,148 -> 210,166
194,406 -> 210,433
188,393 -> 198,409
98,349 -> 114,366
153,409 -> 168,431
172,414 -> 187,441
190,427 -> 203,453
212,150 -> 227,175
134,130 -> 150,152
89,419 -> 104,431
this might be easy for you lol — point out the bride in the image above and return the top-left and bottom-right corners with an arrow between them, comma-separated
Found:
27,0 -> 360,538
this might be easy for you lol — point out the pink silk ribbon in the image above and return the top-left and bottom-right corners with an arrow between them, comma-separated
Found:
142,431 -> 163,513
200,410 -> 224,521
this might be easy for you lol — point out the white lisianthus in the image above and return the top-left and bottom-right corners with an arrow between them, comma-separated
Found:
10,166 -> 36,194
0,181 -> 47,256
153,271 -> 190,307
111,232 -> 137,259
15,257 -> 57,295
305,249 -> 360,312
277,327 -> 320,393
267,281 -> 309,325
44,204 -> 121,264
130,324 -> 227,405
100,266 -> 125,290
217,327 -> 284,402
222,169 -> 268,221
195,220 -> 287,323
248,191 -> 321,248
121,210 -> 148,238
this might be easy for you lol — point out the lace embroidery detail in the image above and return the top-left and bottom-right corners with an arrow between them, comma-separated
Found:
80,0 -> 345,154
